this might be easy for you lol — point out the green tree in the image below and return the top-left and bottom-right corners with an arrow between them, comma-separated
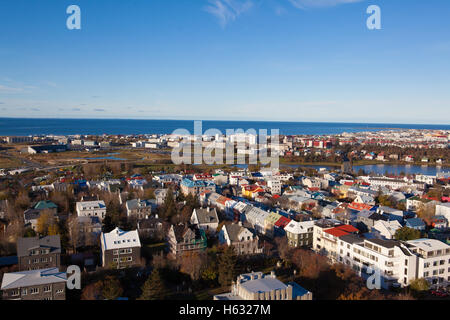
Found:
394,227 -> 421,241
139,268 -> 167,300
218,246 -> 237,288
102,275 -> 123,300
162,188 -> 177,219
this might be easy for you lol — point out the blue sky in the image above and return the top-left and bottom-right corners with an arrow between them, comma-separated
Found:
0,0 -> 449,124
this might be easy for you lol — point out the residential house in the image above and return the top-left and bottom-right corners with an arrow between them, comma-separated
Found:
285,220 -> 315,248
190,207 -> 219,235
180,178 -> 216,196
17,236 -> 61,271
372,220 -> 402,240
167,224 -> 207,257
1,268 -> 66,300
218,222 -> 262,255
436,203 -> 450,222
126,199 -> 153,220
405,218 -> 426,231
244,207 -> 271,236
76,200 -> 106,221
137,216 -> 164,240
100,227 -> 142,268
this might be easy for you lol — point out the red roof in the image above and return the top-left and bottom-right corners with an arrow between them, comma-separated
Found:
324,228 -> 350,238
348,202 -> 373,211
272,194 -> 281,200
336,225 -> 359,233
324,224 -> 359,238
274,216 -> 291,228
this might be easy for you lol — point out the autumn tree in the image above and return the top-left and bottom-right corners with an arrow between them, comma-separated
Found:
102,275 -> 123,300
36,210 -> 59,236
409,278 -> 430,292
291,249 -> 328,279
81,281 -> 103,300
218,246 -> 237,288
179,251 -> 207,281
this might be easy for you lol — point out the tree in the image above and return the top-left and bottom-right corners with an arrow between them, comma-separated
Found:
218,246 -> 237,288
36,210 -> 59,236
23,228 -> 36,238
409,278 -> 430,292
162,188 -> 177,219
139,268 -> 167,300
102,275 -> 123,300
394,227 -> 421,241
67,215 -> 81,253
81,281 -> 103,300
179,251 -> 207,281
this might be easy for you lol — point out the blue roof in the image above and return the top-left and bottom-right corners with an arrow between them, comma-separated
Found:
406,218 -> 425,228
181,178 -> 215,188
0,256 -> 18,267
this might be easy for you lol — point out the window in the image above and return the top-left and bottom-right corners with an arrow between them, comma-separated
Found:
44,286 -> 51,293
22,289 -> 27,295
11,290 -> 19,297
30,288 -> 39,295
56,289 -> 64,294
424,272 -> 429,277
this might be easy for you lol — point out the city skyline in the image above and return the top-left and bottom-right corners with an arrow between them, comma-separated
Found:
1,0 -> 450,124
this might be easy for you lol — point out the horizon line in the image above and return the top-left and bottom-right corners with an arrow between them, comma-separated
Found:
0,117 -> 449,127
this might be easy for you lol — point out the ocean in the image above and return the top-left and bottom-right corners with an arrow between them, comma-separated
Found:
0,118 -> 449,136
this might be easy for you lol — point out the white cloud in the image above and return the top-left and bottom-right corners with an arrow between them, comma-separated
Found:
0,85 -> 25,93
205,0 -> 254,27
288,0 -> 364,9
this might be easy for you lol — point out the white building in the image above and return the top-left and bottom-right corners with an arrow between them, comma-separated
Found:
76,200 -> 107,221
406,239 -> 450,289
372,220 -> 402,240
267,178 -> 282,195
435,203 -> 450,222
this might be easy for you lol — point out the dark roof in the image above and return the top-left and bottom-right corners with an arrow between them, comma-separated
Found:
224,223 -> 251,242
194,208 -> 219,224
340,234 -> 365,245
17,235 -> 62,257
172,224 -> 203,243
367,238 -> 399,249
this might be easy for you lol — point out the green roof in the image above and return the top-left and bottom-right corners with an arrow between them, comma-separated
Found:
34,200 -> 57,210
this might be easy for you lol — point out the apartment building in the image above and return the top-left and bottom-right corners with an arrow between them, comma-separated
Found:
17,236 -> 61,271
1,268 -> 66,300
76,200 -> 107,221
266,178 -> 282,195
405,239 -> 450,288
338,237 -> 417,289
284,220 -> 315,248
100,227 -> 142,268
335,237 -> 450,290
